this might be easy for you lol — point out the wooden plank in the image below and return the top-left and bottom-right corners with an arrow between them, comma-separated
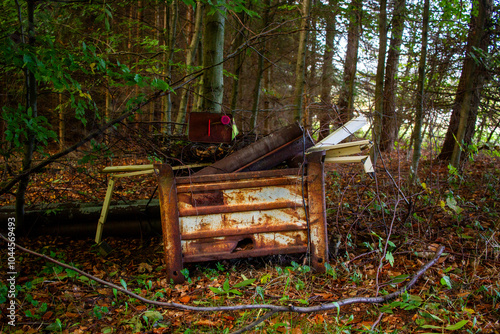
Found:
95,177 -> 116,244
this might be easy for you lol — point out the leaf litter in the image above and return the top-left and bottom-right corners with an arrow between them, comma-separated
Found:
1,152 -> 499,333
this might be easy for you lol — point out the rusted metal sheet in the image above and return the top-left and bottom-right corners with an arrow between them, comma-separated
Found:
194,123 -> 306,175
157,159 -> 329,282
306,152 -> 328,272
156,164 -> 184,283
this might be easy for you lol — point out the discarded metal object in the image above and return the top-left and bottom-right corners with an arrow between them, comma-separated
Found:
94,163 -> 209,247
188,112 -> 233,143
156,152 -> 328,283
195,123 -> 313,176
307,116 -> 374,174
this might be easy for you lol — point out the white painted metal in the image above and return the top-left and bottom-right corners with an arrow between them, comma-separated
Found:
224,185 -> 303,205
312,115 -> 368,148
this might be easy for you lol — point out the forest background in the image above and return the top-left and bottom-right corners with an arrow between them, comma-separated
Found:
0,0 -> 500,333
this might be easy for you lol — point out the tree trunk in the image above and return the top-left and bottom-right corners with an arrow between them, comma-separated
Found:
250,0 -> 271,133
379,0 -> 406,152
318,0 -> 337,141
371,0 -> 387,166
337,0 -> 362,123
15,0 -> 37,234
410,0 -> 429,183
438,0 -> 493,166
201,4 -> 226,113
134,2 -> 142,130
193,42 -> 204,113
175,2 -> 203,134
229,10 -> 248,112
58,94 -> 65,150
293,0 -> 312,123
162,0 -> 178,134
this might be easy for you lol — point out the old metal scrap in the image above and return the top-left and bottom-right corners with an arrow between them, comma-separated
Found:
156,152 -> 328,283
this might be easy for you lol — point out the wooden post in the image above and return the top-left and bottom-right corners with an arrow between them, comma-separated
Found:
95,177 -> 116,244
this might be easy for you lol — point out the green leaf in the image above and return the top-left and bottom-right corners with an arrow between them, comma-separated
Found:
233,279 -> 256,288
446,197 -> 463,214
260,274 -> 271,284
209,286 -> 224,295
421,324 -> 442,329
120,279 -> 128,290
223,279 -> 230,292
440,276 -> 452,289
386,252 -> 395,267
428,313 -> 444,322
391,274 -> 409,284
45,318 -> 63,331
445,320 -> 468,330
143,310 -> 163,322
228,289 -> 242,295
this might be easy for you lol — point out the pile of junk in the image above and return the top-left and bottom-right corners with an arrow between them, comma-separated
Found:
95,114 -> 373,283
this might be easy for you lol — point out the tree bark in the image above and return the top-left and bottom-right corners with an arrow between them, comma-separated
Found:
162,0 -> 178,134
372,0 -> 387,166
379,0 -> 406,152
410,0 -> 429,183
201,4 -> 226,113
229,10 -> 248,113
193,40 -> 204,113
175,2 -> 203,134
438,0 -> 493,165
250,0 -> 271,132
318,0 -> 337,141
293,0 -> 312,123
15,0 -> 37,234
58,94 -> 65,150
337,0 -> 362,123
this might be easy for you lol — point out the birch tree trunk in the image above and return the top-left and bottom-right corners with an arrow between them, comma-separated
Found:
201,4 -> 226,113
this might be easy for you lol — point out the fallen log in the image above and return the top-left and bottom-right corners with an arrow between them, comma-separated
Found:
0,200 -> 161,237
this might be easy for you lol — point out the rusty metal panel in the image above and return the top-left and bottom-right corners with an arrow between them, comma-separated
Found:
306,152 -> 329,272
182,231 -> 309,263
157,163 -> 328,282
179,208 -> 307,239
155,164 -> 184,284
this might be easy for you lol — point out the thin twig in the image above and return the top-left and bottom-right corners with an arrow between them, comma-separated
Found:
371,312 -> 384,331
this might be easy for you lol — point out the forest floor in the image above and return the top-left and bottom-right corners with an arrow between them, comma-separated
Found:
1,147 -> 500,333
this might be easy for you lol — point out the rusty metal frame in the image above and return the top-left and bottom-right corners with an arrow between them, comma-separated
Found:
156,152 -> 328,283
